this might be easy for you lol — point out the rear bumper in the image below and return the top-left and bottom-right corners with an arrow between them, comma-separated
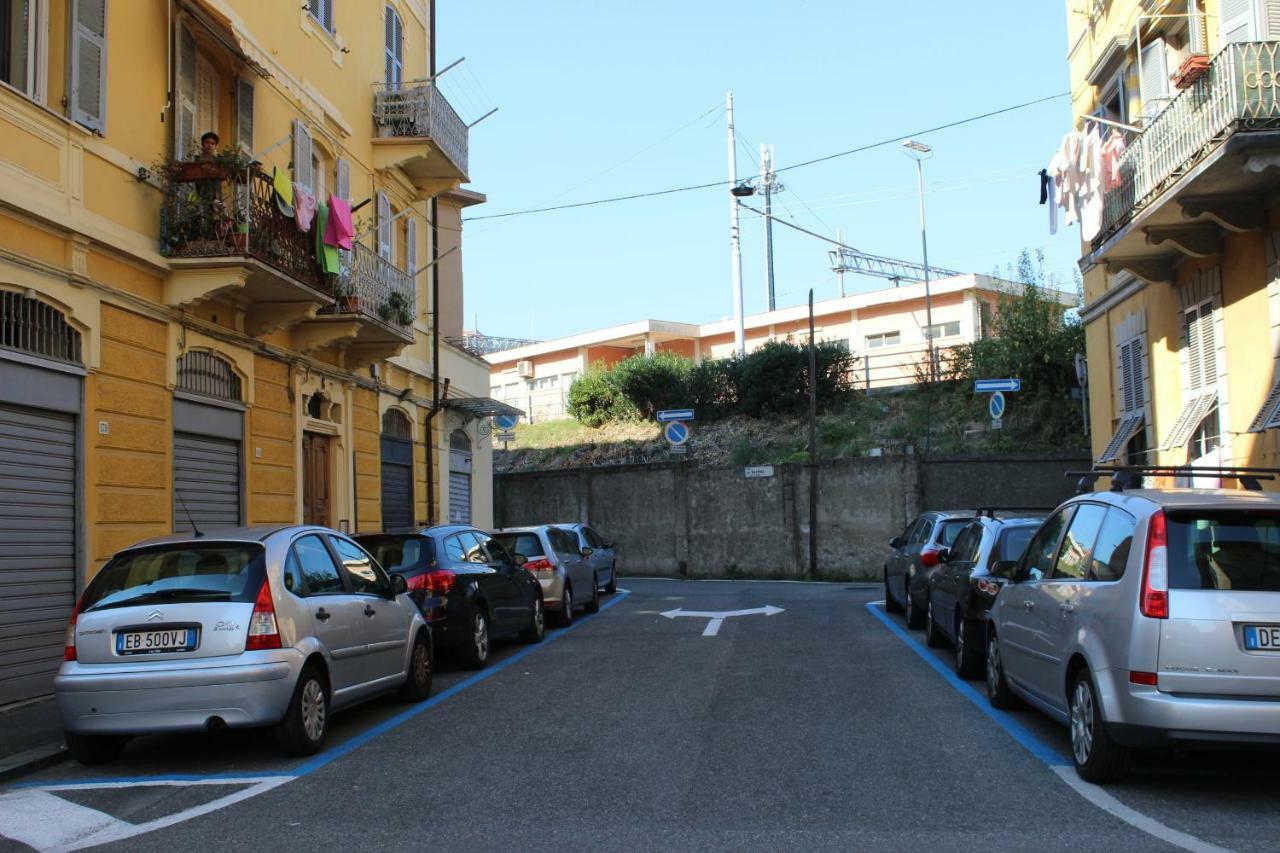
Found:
538,574 -> 567,609
1108,684 -> 1280,748
55,652 -> 301,735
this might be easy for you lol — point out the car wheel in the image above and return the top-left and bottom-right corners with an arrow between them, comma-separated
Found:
605,564 -> 618,595
65,732 -> 126,766
985,633 -> 1019,710
554,587 -> 573,628
1070,669 -> 1130,784
520,596 -> 546,644
398,632 -> 433,702
276,665 -> 329,756
904,576 -> 925,629
925,598 -> 944,648
460,609 -> 490,670
586,574 -> 601,614
883,569 -> 902,613
954,617 -> 983,679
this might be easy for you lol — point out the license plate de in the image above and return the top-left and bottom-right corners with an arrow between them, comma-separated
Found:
1243,625 -> 1280,651
116,629 -> 196,655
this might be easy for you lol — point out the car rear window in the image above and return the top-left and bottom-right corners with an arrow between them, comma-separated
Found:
996,527 -> 1036,563
1167,511 -> 1280,592
81,543 -> 266,612
356,535 -> 434,572
494,533 -> 545,560
938,520 -> 970,547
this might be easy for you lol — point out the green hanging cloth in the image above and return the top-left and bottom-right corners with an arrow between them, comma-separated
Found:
315,201 -> 341,275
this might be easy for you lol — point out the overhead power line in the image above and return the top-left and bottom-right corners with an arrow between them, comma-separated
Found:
465,91 -> 1068,222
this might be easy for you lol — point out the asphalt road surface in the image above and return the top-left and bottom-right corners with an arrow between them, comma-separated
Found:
3,578 -> 1279,852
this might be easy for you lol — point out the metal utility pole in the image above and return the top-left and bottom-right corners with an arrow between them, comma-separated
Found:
903,139 -> 935,382
807,288 -> 818,579
726,92 -> 746,355
835,227 -> 845,297
760,143 -> 782,311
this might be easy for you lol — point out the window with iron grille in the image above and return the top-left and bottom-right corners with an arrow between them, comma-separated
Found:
0,290 -> 82,364
177,350 -> 241,402
381,408 -> 411,439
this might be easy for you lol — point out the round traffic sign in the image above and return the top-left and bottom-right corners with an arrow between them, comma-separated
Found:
494,414 -> 518,430
989,391 -> 1006,420
664,420 -> 690,446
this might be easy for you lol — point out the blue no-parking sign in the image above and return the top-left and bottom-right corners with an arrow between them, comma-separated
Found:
664,421 -> 690,446
494,414 -> 518,430
989,391 -> 1006,420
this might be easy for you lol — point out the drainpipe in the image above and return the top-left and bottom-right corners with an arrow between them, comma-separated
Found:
424,2 -> 440,526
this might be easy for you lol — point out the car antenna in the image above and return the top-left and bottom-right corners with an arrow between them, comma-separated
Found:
175,490 -> 204,538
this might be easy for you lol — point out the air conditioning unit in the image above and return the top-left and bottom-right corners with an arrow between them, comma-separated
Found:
517,360 -> 534,378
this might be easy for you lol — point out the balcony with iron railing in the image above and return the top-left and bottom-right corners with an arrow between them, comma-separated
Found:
372,80 -> 469,183
318,243 -> 416,346
1096,41 -> 1280,249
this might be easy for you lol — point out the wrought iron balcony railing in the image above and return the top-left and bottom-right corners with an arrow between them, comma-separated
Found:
373,80 -> 468,177
326,243 -> 416,336
159,165 -> 329,293
1099,41 -> 1280,244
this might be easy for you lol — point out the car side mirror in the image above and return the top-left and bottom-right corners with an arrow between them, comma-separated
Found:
513,553 -> 527,566
889,537 -> 905,549
937,548 -> 950,564
990,560 -> 1018,581
581,547 -> 594,558
390,574 -> 408,596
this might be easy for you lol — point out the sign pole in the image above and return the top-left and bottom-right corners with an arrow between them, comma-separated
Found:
807,289 -> 818,580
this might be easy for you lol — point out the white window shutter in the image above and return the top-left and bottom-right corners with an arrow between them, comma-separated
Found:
235,79 -> 254,153
70,0 -> 108,133
1220,0 -> 1256,45
1265,0 -> 1280,39
384,5 -> 403,87
1139,39 -> 1172,119
1198,304 -> 1217,389
377,192 -> 392,260
335,158 -> 350,201
175,22 -> 197,157
406,218 -> 417,273
292,120 -> 313,191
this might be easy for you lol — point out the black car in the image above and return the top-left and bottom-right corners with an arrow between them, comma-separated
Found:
923,512 -> 1045,677
355,525 -> 545,669
883,510 -> 975,628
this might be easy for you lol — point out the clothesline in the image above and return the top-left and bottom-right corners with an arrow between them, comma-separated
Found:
1078,113 -> 1141,134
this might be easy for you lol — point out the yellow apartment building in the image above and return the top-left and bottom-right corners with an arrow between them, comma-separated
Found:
483,275 -> 1074,422
1066,1 -> 1280,480
0,0 -> 511,705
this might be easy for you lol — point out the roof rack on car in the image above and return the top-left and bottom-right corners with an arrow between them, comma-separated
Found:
976,506 -> 1056,518
1067,465 -> 1280,494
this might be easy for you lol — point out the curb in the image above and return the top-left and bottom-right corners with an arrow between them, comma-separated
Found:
0,742 -> 69,783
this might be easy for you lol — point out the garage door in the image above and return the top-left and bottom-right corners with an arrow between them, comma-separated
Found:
173,432 -> 241,532
0,403 -> 76,706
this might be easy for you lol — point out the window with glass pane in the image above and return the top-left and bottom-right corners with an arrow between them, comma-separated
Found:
866,331 -> 900,349
909,520 -> 934,545
289,535 -> 344,595
1021,509 -> 1073,581
330,536 -> 388,596
923,321 -> 961,340
1052,504 -> 1107,580
996,526 -> 1036,564
456,531 -> 487,563
443,535 -> 466,563
1,0 -> 36,97
949,526 -> 981,563
1189,405 -> 1221,459
1088,508 -> 1136,581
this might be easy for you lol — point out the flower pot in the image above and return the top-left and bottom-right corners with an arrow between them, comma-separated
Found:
230,232 -> 247,252
176,161 -> 228,182
338,295 -> 361,313
1174,54 -> 1210,90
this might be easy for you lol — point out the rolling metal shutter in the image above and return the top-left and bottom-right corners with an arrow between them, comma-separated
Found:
380,435 -> 414,530
173,433 -> 241,532
448,470 -> 471,524
0,403 -> 76,705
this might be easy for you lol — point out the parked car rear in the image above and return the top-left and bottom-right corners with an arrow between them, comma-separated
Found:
555,522 -> 618,594
884,510 -> 975,628
493,526 -> 597,627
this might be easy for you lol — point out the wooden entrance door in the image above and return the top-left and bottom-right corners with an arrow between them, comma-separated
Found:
303,432 -> 331,527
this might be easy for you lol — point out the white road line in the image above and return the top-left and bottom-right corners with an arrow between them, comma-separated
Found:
702,618 -> 724,637
0,790 -> 131,850
34,776 -> 291,792
1051,767 -> 1234,853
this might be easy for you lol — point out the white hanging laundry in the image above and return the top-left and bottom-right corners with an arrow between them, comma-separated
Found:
1079,125 -> 1104,241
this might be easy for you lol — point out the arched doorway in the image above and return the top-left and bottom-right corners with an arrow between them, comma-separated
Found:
380,409 -> 414,530
448,429 -> 472,524
173,350 -> 244,533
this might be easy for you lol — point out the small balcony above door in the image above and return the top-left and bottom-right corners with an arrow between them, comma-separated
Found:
294,243 -> 417,364
372,81 -> 469,185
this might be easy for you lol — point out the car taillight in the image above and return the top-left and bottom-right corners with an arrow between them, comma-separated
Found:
920,549 -> 941,568
245,577 -> 282,651
424,569 -> 457,594
974,578 -> 1001,597
405,573 -> 428,592
63,599 -> 82,661
1140,510 -> 1169,619
523,558 -> 554,572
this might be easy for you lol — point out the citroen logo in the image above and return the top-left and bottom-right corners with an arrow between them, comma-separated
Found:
147,609 -> 164,622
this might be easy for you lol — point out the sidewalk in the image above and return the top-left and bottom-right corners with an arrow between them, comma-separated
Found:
0,696 -> 68,781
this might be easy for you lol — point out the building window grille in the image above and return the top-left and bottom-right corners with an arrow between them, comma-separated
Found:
0,290 -> 82,364
176,350 -> 241,402
382,408 -> 411,439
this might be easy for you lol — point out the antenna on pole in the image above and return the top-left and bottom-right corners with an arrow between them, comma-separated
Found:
175,490 -> 204,538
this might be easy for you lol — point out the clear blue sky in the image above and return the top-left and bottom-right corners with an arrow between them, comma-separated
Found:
437,0 -> 1080,342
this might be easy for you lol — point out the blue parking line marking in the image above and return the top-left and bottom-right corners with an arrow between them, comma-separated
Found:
864,601 -> 1069,766
12,590 -> 632,790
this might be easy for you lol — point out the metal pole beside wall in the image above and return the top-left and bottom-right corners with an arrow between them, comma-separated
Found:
807,289 -> 818,579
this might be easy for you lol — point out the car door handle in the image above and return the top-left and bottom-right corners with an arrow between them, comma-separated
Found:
363,605 -> 377,617
315,608 -> 331,622
1059,603 -> 1076,614
1023,600 -> 1035,611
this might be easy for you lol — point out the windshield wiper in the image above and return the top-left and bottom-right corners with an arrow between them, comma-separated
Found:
88,588 -> 234,611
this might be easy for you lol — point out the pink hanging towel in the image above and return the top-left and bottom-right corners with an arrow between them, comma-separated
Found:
293,184 -> 316,232
324,195 -> 355,250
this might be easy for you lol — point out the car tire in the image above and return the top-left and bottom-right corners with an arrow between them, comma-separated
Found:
925,599 -> 944,648
1070,668 -> 1131,784
954,617 -> 983,679
459,609 -> 491,670
985,633 -> 1019,710
398,631 -> 433,702
605,564 -> 618,595
586,575 -> 601,614
554,587 -> 574,628
883,570 -> 902,613
904,576 -> 925,629
520,596 -> 546,644
65,732 -> 126,766
276,665 -> 329,756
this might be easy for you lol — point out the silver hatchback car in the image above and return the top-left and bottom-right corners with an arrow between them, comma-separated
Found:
56,526 -> 432,764
985,485 -> 1280,782
493,526 -> 598,627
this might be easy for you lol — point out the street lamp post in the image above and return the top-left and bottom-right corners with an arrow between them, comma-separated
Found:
902,139 -> 935,383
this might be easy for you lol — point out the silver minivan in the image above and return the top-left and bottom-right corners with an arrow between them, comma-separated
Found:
985,488 -> 1280,782
56,526 -> 432,764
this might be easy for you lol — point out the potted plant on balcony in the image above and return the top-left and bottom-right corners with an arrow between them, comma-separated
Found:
1175,53 -> 1210,89
379,290 -> 414,326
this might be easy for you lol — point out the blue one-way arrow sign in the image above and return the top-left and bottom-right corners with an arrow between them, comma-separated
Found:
657,409 -> 695,422
975,378 -> 1021,393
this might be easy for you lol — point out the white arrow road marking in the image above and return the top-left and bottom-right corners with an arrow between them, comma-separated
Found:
0,789 -> 130,850
660,605 -> 784,636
